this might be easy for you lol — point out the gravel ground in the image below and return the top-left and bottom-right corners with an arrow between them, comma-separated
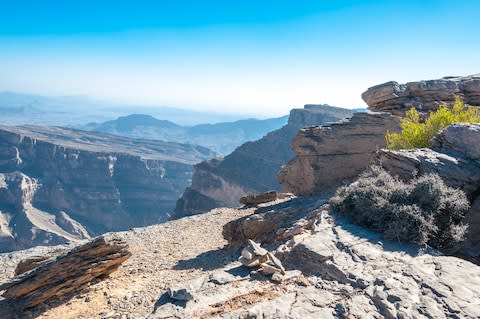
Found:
6,207 -> 257,319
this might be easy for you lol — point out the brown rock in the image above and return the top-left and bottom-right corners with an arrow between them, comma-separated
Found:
362,74 -> 480,115
239,191 -> 279,206
278,112 -> 401,196
0,235 -> 131,310
14,256 -> 51,276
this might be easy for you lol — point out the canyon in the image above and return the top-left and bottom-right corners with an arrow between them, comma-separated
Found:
0,125 -> 215,252
1,74 -> 480,318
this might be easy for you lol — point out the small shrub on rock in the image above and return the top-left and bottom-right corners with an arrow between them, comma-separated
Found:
386,97 -> 480,150
330,166 -> 469,249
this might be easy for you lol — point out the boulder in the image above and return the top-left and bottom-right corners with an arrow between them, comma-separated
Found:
362,74 -> 480,115
239,191 -> 293,206
0,235 -> 131,310
223,197 -> 325,246
278,112 -> 401,195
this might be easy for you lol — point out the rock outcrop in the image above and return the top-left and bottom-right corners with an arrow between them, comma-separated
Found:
362,74 -> 480,115
150,200 -> 480,319
0,235 -> 130,314
173,105 -> 354,218
239,191 -> 293,206
1,198 -> 479,318
0,125 -> 215,252
278,112 -> 401,195
378,123 -> 480,261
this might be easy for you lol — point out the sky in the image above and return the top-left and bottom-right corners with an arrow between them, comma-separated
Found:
0,0 -> 479,116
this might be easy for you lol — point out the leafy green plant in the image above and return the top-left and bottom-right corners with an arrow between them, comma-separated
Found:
330,166 -> 469,249
386,97 -> 480,150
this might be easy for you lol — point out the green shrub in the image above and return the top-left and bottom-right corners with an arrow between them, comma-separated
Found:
386,97 -> 480,150
330,166 -> 469,249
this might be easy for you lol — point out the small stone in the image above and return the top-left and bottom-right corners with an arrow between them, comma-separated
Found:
168,287 -> 194,301
267,252 -> 285,274
271,272 -> 284,283
259,263 -> 281,275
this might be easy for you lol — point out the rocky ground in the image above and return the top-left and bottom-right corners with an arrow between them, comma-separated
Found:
0,205 -> 259,319
1,196 -> 479,319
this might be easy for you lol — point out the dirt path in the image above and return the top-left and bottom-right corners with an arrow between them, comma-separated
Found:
30,207 -> 255,319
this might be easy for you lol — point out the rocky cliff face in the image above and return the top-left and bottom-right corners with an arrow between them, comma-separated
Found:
173,105 -> 354,218
278,112 -> 401,195
362,74 -> 480,115
378,123 -> 480,261
0,125 -> 215,252
279,74 -> 480,197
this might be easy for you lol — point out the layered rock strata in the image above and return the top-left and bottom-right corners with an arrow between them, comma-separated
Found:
173,105 -> 354,218
362,74 -> 480,115
0,235 -> 130,313
278,112 -> 401,195
0,125 -> 215,252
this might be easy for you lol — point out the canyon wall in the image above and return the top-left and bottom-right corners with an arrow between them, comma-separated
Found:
278,112 -> 401,195
0,125 -> 215,252
173,105 -> 354,218
280,74 -> 480,197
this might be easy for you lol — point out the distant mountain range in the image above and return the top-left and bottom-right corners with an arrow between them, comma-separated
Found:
0,92 -> 258,126
83,114 -> 289,155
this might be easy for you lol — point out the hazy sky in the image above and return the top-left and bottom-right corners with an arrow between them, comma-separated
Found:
0,0 -> 479,116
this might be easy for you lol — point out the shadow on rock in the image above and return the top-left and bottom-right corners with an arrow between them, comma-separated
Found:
173,245 -> 240,271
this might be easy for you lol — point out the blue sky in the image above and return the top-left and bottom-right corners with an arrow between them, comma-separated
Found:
0,0 -> 479,116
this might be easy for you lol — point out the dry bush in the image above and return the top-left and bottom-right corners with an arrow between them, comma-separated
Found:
330,166 -> 469,249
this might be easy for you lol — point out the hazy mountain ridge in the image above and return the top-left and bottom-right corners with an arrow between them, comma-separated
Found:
84,114 -> 289,155
0,92 -> 258,126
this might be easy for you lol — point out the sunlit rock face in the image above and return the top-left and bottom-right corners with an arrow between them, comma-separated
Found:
362,74 -> 480,116
278,112 -> 401,196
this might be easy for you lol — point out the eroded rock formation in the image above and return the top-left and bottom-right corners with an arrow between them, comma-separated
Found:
0,235 -> 130,313
173,105 -> 354,218
278,112 -> 401,195
362,74 -> 480,115
0,125 -> 215,252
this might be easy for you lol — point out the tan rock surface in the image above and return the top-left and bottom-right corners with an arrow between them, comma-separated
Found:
278,112 -> 400,196
362,74 -> 480,115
